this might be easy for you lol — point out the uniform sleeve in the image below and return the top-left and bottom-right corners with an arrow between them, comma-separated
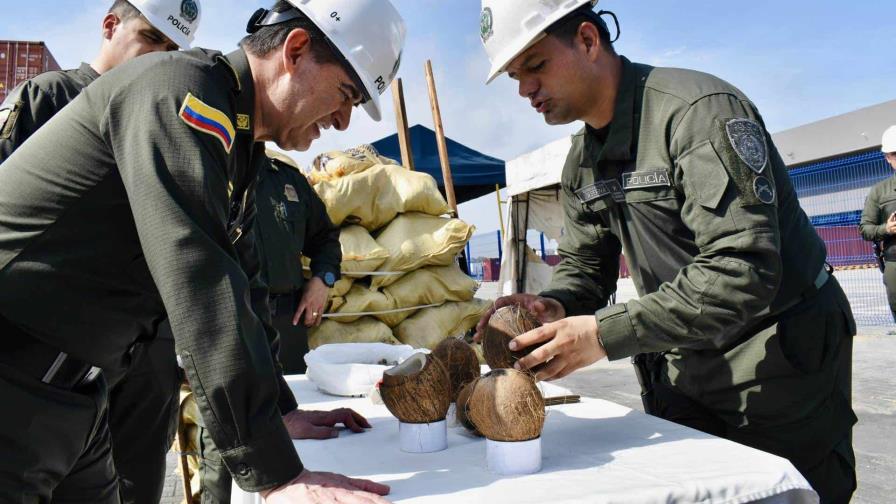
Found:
0,81 -> 61,162
598,94 -> 783,360
232,156 -> 299,414
104,77 -> 302,492
859,186 -> 887,242
540,153 -> 621,315
297,173 -> 342,280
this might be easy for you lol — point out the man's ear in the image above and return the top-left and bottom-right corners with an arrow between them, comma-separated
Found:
100,13 -> 121,41
577,21 -> 602,62
281,28 -> 313,73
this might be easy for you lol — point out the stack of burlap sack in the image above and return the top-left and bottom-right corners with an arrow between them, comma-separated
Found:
302,145 -> 492,352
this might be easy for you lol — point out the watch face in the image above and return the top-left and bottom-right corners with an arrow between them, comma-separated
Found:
324,272 -> 336,287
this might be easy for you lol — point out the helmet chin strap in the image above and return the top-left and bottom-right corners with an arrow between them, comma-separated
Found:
596,10 -> 621,43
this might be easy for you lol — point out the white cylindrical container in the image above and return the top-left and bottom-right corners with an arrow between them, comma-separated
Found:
486,437 -> 542,475
399,419 -> 448,453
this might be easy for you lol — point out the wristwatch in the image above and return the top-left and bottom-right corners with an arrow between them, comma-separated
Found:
315,271 -> 337,288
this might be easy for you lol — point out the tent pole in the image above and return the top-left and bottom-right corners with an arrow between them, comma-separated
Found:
495,184 -> 506,237
390,78 -> 415,171
424,60 -> 458,216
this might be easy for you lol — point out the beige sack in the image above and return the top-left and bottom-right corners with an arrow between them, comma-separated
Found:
308,317 -> 400,350
331,277 -> 354,298
329,284 -> 391,324
338,225 -> 390,275
371,214 -> 475,289
308,144 -> 397,184
380,264 -> 478,327
314,166 -> 451,230
394,299 -> 494,350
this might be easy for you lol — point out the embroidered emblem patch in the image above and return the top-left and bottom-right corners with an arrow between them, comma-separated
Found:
753,176 -> 776,204
0,103 -> 20,139
179,93 -> 235,154
236,114 -> 250,131
480,7 -> 494,43
622,170 -> 671,190
726,118 -> 768,174
181,0 -> 199,23
284,184 -> 299,202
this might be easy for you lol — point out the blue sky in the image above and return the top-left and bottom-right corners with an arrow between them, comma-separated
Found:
3,0 -> 895,234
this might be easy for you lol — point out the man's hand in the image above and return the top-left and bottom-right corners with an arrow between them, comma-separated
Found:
473,293 -> 566,343
283,408 -> 371,440
886,213 -> 896,235
511,315 -> 607,381
261,469 -> 391,504
293,276 -> 329,327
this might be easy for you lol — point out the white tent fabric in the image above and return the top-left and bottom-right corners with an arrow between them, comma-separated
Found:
498,136 -> 573,295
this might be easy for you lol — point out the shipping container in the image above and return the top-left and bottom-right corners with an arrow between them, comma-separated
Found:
0,41 -> 61,104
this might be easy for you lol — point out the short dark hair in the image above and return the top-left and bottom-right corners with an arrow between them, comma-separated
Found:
109,0 -> 141,22
547,7 -> 616,53
240,1 -> 339,66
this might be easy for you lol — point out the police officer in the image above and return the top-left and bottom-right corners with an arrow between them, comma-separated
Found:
0,2 -> 200,503
475,2 -> 856,502
259,149 -> 341,374
0,0 -> 406,503
860,125 -> 896,323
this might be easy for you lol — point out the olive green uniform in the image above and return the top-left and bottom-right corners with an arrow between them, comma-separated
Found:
859,175 -> 896,322
0,62 -> 181,504
0,48 -> 302,502
197,154 -> 341,503
256,153 -> 341,374
541,57 -> 856,503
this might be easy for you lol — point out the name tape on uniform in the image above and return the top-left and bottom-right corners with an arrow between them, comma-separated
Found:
622,170 -> 671,190
284,184 -> 299,202
576,178 -> 626,204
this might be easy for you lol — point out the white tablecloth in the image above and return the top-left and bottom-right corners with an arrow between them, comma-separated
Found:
233,375 -> 817,504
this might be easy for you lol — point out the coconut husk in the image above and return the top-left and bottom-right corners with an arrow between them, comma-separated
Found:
431,337 -> 480,403
455,379 -> 481,435
482,305 -> 545,370
466,369 -> 545,442
380,353 -> 450,424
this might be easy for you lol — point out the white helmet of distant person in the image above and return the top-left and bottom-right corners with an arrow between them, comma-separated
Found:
271,0 -> 407,122
883,126 -> 896,154
130,0 -> 202,49
480,0 -> 596,84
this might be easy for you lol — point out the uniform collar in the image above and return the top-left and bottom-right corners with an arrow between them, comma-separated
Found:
583,56 -> 639,164
224,49 -> 256,138
78,62 -> 100,83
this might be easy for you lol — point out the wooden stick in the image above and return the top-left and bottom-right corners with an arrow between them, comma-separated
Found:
177,402 -> 194,503
424,60 -> 458,215
390,78 -> 414,171
544,395 -> 582,406
495,183 -> 506,237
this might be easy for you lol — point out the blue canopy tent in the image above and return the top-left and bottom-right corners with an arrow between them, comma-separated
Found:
371,124 -> 506,204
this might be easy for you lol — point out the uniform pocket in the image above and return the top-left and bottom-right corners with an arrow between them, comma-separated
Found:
680,141 -> 730,210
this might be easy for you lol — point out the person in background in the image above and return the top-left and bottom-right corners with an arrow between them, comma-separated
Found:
859,125 -> 896,323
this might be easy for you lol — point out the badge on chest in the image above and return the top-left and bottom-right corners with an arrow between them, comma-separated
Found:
284,184 -> 299,202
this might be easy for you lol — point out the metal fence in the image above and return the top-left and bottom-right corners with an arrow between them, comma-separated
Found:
466,150 -> 894,327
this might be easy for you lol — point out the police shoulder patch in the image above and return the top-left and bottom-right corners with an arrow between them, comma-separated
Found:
725,118 -> 768,174
753,176 -> 776,205
179,93 -> 235,154
0,102 -> 21,140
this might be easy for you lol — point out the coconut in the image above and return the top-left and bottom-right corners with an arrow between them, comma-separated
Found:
432,337 -> 480,402
380,353 -> 451,424
466,368 -> 545,442
454,379 -> 481,435
482,305 -> 544,370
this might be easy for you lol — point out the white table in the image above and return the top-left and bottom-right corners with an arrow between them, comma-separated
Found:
234,375 -> 817,504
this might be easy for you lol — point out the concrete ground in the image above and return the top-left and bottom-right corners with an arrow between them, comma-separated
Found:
160,281 -> 896,503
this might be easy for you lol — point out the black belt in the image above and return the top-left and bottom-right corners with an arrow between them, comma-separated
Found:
0,316 -> 102,390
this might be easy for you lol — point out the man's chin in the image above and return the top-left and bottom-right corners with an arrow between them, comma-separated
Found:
543,113 -> 575,126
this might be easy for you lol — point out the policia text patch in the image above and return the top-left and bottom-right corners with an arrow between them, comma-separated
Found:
622,170 -> 671,190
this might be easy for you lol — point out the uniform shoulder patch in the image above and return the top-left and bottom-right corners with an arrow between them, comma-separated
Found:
725,118 -> 768,174
0,102 -> 21,139
179,93 -> 235,154
753,176 -> 776,205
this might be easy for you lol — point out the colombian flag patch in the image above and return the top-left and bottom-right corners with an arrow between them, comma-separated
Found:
179,93 -> 235,154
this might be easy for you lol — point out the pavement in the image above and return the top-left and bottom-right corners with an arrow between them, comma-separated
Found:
159,280 -> 896,503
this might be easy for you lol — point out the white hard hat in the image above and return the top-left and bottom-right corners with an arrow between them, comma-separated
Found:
280,0 -> 407,122
130,0 -> 202,49
882,125 -> 896,154
481,0 -> 596,84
